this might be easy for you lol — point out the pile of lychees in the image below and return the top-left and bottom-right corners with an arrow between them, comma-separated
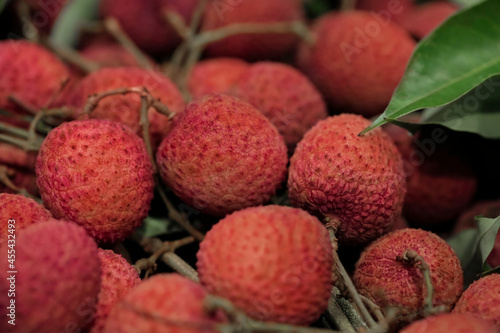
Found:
0,0 -> 498,333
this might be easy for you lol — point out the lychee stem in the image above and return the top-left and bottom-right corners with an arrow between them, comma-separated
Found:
341,0 -> 357,11
47,41 -> 101,74
163,10 -> 190,40
0,165 -> 37,200
325,288 -> 357,332
162,252 -> 199,282
16,0 -> 40,43
104,17 -> 154,71
8,95 -> 38,115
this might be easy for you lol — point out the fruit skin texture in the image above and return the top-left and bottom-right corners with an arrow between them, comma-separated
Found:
453,274 -> 500,330
354,229 -> 463,320
197,205 -> 335,326
90,249 -> 141,333
356,0 -> 415,25
156,94 -> 288,217
202,0 -> 305,61
0,40 -> 69,113
297,11 -> 415,117
0,193 -> 52,241
288,114 -> 406,245
80,42 -> 157,69
103,274 -> 226,333
36,119 -> 154,243
402,1 -> 459,40
235,62 -> 328,150
66,67 -> 185,148
99,0 -> 198,56
400,313 -> 498,333
0,220 -> 101,333
188,57 -> 250,100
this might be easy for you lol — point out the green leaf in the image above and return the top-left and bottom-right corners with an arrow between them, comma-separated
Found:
137,216 -> 173,238
361,0 -> 500,135
451,0 -> 485,7
49,0 -> 99,47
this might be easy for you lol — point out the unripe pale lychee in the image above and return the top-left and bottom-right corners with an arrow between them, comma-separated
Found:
0,193 -> 52,241
65,67 -> 185,148
36,119 -> 154,243
0,220 -> 101,333
90,249 -> 141,333
202,0 -> 305,61
235,62 -> 328,149
197,205 -> 335,326
288,114 -> 406,245
402,1 -> 459,40
188,58 -> 250,100
297,11 -> 415,117
354,229 -> 463,320
0,40 -> 69,113
156,94 -> 288,217
453,274 -> 500,330
99,0 -> 198,55
103,274 -> 226,333
401,313 -> 497,333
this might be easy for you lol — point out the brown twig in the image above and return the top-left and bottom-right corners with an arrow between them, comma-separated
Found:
0,165 -> 36,199
325,288 -> 356,332
47,42 -> 100,74
16,0 -> 40,42
163,10 -> 190,40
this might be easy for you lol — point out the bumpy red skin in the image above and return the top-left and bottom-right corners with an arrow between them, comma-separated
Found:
202,0 -> 305,61
356,0 -> 415,25
197,205 -> 334,326
90,249 -> 141,333
188,58 -> 250,100
0,193 -> 52,241
354,229 -> 463,321
66,67 -> 185,148
104,274 -> 226,333
235,62 -> 328,150
0,41 -> 69,113
35,120 -> 154,243
401,313 -> 498,333
99,0 -> 198,56
288,114 -> 406,245
402,1 -> 459,40
0,220 -> 101,333
80,42 -> 157,69
454,274 -> 500,330
157,94 -> 288,217
297,12 -> 415,117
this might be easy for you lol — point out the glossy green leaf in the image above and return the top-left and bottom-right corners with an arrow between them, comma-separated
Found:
452,0 -> 485,7
137,216 -> 173,238
49,0 -> 98,47
361,0 -> 500,135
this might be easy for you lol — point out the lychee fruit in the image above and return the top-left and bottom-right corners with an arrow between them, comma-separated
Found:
103,274 -> 226,333
453,274 -> 500,330
297,11 -> 415,117
25,0 -> 70,33
197,205 -> 335,326
0,142 -> 37,170
156,94 -> 288,217
354,229 -> 463,320
80,42 -> 157,69
355,0 -> 415,25
235,61 -> 328,150
187,57 -> 250,100
0,220 -> 101,333
65,67 -> 185,147
402,1 -> 459,40
400,313 -> 498,333
288,114 -> 406,245
0,40 -> 69,113
201,0 -> 305,61
35,119 -> 154,243
0,193 -> 52,241
90,249 -> 141,333
99,0 -> 198,56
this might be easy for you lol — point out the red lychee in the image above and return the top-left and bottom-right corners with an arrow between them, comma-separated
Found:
0,220 -> 101,333
103,274 -> 226,333
0,40 -> 69,113
235,62 -> 328,150
187,57 -> 249,100
402,1 -> 459,40
35,119 -> 154,243
0,142 -> 37,170
0,193 -> 52,241
99,0 -> 198,56
453,274 -> 500,330
354,229 -> 463,320
401,313 -> 497,333
156,94 -> 288,217
297,11 -> 415,117
288,114 -> 406,245
201,0 -> 305,61
355,0 -> 415,25
90,249 -> 141,333
197,205 -> 334,326
65,67 -> 185,147
80,42 -> 157,69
